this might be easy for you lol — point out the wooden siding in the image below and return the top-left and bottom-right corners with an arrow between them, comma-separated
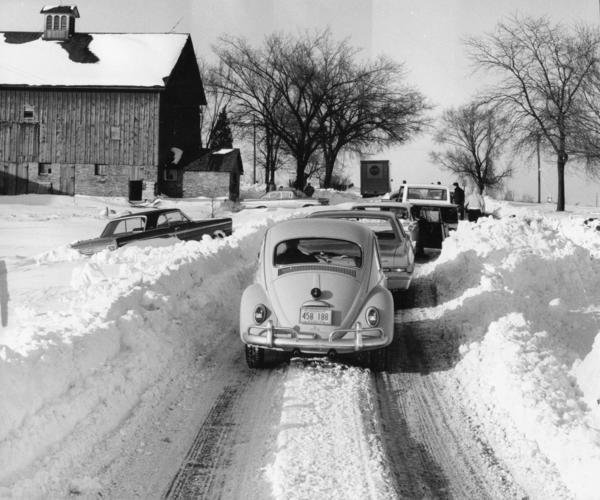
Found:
0,89 -> 160,166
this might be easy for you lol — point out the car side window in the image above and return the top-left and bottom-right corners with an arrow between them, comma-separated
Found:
282,191 -> 293,199
165,211 -> 185,223
156,214 -> 169,227
113,217 -> 145,235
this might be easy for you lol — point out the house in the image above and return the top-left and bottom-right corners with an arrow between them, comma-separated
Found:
182,148 -> 244,201
0,5 -> 205,197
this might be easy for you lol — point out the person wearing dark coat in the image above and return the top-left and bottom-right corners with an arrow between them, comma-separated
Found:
452,182 -> 465,219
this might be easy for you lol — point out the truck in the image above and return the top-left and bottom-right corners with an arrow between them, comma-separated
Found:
360,160 -> 390,197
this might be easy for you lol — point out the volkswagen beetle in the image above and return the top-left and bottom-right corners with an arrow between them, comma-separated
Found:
240,218 -> 394,370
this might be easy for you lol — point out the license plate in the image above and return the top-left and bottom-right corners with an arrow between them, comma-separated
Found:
300,307 -> 332,325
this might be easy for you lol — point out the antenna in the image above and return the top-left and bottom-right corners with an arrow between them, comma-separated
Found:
169,17 -> 182,33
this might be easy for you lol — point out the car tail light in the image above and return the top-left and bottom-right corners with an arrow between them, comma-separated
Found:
254,304 -> 268,324
366,307 -> 379,327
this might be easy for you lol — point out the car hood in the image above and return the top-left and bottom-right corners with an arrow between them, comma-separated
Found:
266,268 -> 368,331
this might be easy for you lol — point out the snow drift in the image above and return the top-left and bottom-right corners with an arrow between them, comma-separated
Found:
408,213 -> 600,498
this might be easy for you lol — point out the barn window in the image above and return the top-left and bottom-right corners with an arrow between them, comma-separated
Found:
110,126 -> 121,140
60,15 -> 67,30
38,163 -> 51,176
94,164 -> 107,176
23,105 -> 34,120
53,15 -> 60,30
46,15 -> 52,30
164,168 -> 178,181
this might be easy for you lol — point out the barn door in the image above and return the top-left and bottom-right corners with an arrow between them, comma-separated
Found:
59,165 -> 75,195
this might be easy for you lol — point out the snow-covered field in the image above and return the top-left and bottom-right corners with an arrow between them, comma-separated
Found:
1,192 -> 600,498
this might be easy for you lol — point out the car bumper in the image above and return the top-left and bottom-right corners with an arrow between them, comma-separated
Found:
382,270 -> 412,291
242,321 -> 391,354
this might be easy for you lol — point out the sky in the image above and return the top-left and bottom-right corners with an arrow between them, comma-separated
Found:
2,0 -> 600,206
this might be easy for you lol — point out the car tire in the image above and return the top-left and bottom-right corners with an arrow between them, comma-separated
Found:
366,347 -> 389,372
245,344 -> 266,369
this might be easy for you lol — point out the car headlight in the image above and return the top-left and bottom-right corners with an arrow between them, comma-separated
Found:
365,307 -> 379,327
254,304 -> 268,324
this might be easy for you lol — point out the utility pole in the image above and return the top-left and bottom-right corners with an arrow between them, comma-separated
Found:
252,115 -> 257,184
536,134 -> 541,203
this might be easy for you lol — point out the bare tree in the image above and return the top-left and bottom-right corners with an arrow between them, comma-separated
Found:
465,15 -> 600,210
213,31 -> 338,190
318,56 -> 430,188
430,102 -> 512,194
213,30 -> 429,191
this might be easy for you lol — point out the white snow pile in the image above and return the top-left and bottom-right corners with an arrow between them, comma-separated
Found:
409,212 -> 600,498
0,214 -> 281,497
266,360 -> 394,499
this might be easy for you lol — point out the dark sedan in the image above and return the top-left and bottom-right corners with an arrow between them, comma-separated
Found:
71,208 -> 232,255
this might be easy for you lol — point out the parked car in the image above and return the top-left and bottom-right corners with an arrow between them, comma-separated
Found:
240,188 -> 329,209
389,183 -> 452,203
351,201 -> 417,244
240,218 -> 394,370
71,208 -> 232,255
352,201 -> 458,256
308,210 -> 414,291
408,200 -> 459,255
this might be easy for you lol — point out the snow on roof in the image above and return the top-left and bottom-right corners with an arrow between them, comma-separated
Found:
0,32 -> 189,88
213,148 -> 235,155
40,5 -> 79,16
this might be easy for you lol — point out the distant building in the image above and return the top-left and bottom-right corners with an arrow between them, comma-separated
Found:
0,5 -> 205,197
183,148 -> 244,201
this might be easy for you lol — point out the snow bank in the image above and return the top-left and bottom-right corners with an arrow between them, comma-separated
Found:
0,215 -> 283,496
412,213 -> 600,498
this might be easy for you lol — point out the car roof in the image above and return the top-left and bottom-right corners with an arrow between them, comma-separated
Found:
353,202 -> 412,209
406,200 -> 457,207
111,208 -> 180,220
400,183 -> 450,189
311,209 -> 400,222
266,217 -> 375,244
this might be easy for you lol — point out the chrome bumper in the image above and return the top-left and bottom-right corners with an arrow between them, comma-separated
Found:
242,320 -> 389,354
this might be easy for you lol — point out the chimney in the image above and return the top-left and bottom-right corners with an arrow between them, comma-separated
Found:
40,5 -> 80,40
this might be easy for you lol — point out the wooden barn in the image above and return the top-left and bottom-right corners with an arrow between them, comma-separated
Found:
0,5 -> 205,198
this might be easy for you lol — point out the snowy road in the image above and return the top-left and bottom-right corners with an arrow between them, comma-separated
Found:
4,196 -> 600,498
155,265 -> 525,500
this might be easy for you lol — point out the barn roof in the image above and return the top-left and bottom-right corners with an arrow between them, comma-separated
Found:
185,149 -> 244,174
0,32 -> 191,88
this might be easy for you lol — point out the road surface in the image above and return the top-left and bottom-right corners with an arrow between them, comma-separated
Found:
99,258 -> 526,499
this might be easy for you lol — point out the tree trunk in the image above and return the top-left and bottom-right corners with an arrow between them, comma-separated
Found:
556,154 -> 566,211
323,157 -> 334,188
295,157 -> 308,191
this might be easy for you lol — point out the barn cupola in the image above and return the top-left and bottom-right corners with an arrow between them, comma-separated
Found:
41,5 -> 79,40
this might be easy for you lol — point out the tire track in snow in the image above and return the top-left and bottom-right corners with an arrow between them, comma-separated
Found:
164,382 -> 246,499
374,275 -> 525,499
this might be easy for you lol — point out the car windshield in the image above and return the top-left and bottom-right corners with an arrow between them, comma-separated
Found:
274,238 -> 362,268
101,216 -> 146,237
406,187 -> 447,201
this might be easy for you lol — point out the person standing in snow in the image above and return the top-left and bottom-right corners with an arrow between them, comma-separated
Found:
465,187 -> 485,222
452,182 -> 465,219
